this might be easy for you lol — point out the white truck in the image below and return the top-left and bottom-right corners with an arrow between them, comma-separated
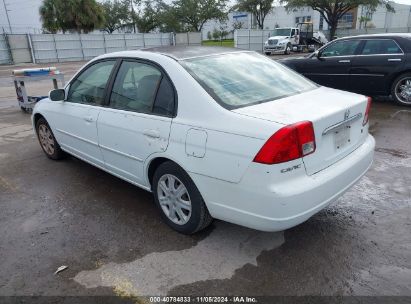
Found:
264,23 -> 328,55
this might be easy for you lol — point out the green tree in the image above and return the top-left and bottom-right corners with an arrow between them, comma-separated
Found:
173,0 -> 229,32
157,2 -> 184,32
212,28 -> 221,39
233,0 -> 274,29
40,0 -> 105,33
282,0 -> 394,40
101,0 -> 129,34
135,0 -> 161,32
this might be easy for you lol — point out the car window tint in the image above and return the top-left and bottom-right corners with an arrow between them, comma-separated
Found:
152,77 -> 175,116
361,39 -> 402,55
110,61 -> 162,113
67,60 -> 116,105
321,40 -> 361,57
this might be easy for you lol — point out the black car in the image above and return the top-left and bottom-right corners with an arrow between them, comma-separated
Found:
279,33 -> 411,106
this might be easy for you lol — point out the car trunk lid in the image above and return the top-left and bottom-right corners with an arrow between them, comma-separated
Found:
233,87 -> 370,175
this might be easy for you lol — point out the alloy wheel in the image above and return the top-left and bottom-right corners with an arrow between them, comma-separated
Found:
395,77 -> 411,105
38,124 -> 55,156
157,174 -> 192,225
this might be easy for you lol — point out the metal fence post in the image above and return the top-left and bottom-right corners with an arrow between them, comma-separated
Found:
79,34 -> 85,60
103,33 -> 107,53
4,32 -> 13,64
142,33 -> 145,47
27,33 -> 36,64
52,34 -> 59,63
248,30 -> 250,50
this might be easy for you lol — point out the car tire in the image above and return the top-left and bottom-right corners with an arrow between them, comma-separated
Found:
152,161 -> 213,234
391,73 -> 411,106
265,52 -> 271,56
36,117 -> 65,160
284,44 -> 291,55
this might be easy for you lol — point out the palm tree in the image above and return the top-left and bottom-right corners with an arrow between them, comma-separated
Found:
39,0 -> 105,33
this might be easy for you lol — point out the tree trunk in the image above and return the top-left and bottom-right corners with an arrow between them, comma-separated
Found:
328,19 -> 338,41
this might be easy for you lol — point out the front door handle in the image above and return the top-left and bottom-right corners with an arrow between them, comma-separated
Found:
143,130 -> 160,139
388,58 -> 401,62
84,116 -> 94,122
338,59 -> 350,63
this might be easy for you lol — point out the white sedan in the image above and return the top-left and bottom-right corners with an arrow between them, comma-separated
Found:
32,47 -> 375,234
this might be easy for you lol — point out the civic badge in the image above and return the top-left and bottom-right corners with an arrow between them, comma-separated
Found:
344,109 -> 350,120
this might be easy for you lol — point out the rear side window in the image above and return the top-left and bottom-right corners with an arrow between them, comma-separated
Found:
109,60 -> 175,116
321,40 -> 361,57
110,61 -> 162,113
361,39 -> 402,55
153,77 -> 175,116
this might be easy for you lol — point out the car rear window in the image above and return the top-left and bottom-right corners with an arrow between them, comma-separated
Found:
180,52 -> 317,109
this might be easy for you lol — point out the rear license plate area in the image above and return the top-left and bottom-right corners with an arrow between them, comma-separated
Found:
334,124 -> 351,150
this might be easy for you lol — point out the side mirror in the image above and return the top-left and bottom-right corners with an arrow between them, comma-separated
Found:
316,50 -> 324,60
49,89 -> 65,101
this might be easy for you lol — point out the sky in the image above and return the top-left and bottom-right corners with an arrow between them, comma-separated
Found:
1,0 -> 411,33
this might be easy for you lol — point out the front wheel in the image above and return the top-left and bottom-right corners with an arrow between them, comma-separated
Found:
36,117 -> 65,160
392,73 -> 411,106
152,161 -> 212,234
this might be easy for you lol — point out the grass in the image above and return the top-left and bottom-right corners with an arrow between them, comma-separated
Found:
202,39 -> 234,48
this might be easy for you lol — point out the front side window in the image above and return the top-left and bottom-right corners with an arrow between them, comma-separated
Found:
67,60 -> 116,105
321,40 -> 361,57
361,39 -> 402,55
181,52 -> 317,109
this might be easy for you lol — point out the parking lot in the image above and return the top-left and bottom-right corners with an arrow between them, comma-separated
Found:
0,58 -> 410,301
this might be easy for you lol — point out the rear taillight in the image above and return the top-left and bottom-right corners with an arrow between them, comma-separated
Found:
363,97 -> 372,126
253,121 -> 316,165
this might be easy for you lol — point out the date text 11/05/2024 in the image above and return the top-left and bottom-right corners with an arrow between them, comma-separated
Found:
149,296 -> 257,303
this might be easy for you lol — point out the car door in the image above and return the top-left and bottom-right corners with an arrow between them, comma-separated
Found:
45,60 -> 117,167
299,39 -> 361,91
97,59 -> 175,186
349,38 -> 404,95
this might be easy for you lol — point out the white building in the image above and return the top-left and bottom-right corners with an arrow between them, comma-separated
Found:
202,1 -> 411,39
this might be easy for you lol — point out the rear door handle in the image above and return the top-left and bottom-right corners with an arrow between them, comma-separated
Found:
338,60 -> 350,63
84,116 -> 94,122
388,58 -> 401,62
143,130 -> 160,139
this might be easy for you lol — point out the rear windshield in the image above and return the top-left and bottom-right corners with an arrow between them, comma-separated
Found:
181,52 -> 317,109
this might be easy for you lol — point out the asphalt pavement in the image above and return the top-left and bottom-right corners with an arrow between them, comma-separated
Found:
0,58 -> 410,303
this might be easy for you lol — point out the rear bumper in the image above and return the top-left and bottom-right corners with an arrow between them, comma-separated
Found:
191,134 -> 375,231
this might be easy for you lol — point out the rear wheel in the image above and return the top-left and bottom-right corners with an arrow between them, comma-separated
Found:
36,117 -> 65,160
152,161 -> 212,234
392,73 -> 411,106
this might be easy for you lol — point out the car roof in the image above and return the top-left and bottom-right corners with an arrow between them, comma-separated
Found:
141,46 -> 249,60
340,33 -> 411,40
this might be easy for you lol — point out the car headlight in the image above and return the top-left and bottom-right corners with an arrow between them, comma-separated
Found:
279,42 -> 286,46
264,42 -> 268,46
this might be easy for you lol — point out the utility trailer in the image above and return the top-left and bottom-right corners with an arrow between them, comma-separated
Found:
292,22 -> 328,52
12,68 -> 64,113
